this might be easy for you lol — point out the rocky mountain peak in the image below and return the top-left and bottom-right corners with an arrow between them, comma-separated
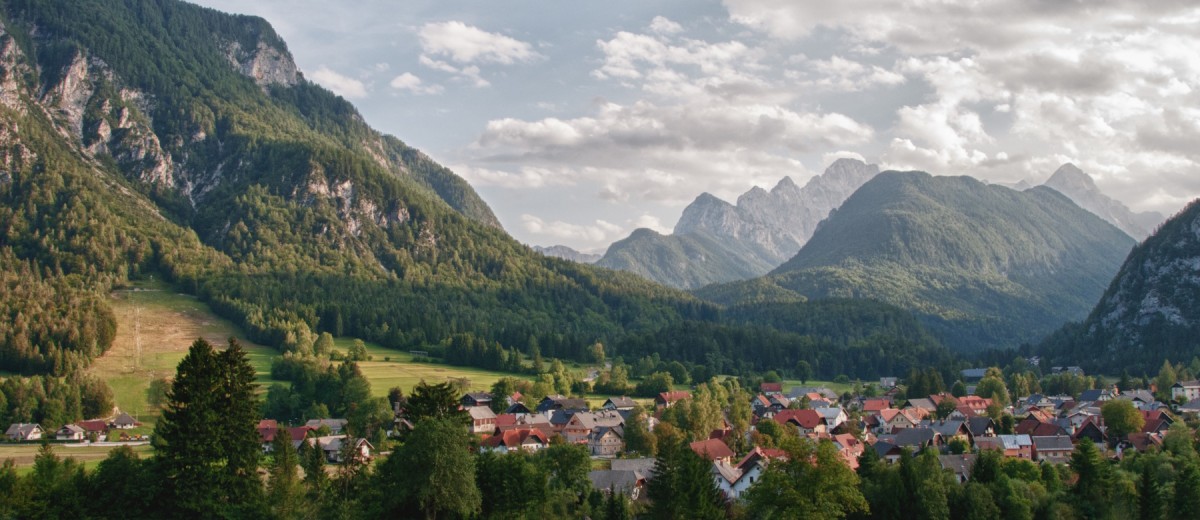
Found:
223,38 -> 299,89
1041,163 -> 1163,240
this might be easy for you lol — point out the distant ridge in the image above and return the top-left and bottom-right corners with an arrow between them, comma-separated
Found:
597,158 -> 880,289
532,245 -> 602,264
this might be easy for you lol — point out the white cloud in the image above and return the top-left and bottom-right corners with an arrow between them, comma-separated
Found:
389,72 -> 443,95
521,214 -> 622,244
310,66 -> 367,98
418,55 -> 491,88
419,21 -> 540,65
648,16 -> 683,35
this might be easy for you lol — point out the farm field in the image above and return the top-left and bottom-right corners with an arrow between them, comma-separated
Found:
0,443 -> 154,474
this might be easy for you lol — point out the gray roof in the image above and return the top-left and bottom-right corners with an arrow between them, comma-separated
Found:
604,397 -> 637,408
468,407 -> 497,420
966,416 -> 995,436
589,470 -> 643,494
907,398 -> 937,411
305,418 -> 349,431
929,419 -> 968,437
1032,435 -> 1074,451
5,423 -> 41,436
1077,389 -> 1107,402
1181,398 -> 1200,412
938,453 -> 977,477
892,427 -> 938,448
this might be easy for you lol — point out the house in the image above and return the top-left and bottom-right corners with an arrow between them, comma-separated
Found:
939,454 -> 978,483
872,441 -> 903,464
880,377 -> 898,389
815,407 -> 848,430
955,396 -> 993,416
588,426 -> 624,457
1078,389 -> 1115,403
1052,366 -> 1085,377
655,391 -> 691,409
592,458 -> 656,500
482,428 -> 550,454
976,435 -> 1033,459
468,406 -> 497,434
689,438 -> 735,464
1174,381 -> 1200,402
861,398 -> 891,413
305,418 -> 349,434
77,420 -> 108,435
313,435 -> 373,464
1124,433 -> 1163,454
5,423 -> 43,441
906,398 -> 937,413
928,419 -> 972,445
771,409 -> 827,435
879,408 -> 927,432
55,424 -> 86,442
1181,398 -> 1200,414
602,397 -> 637,411
831,433 -> 864,469
1015,418 -> 1067,437
885,427 -> 942,453
1119,389 -> 1157,408
461,392 -> 493,408
564,410 -> 625,444
111,412 -> 139,429
711,447 -> 788,501
261,425 -> 315,452
1032,435 -> 1074,463
589,469 -> 648,500
1073,417 -> 1108,445
966,416 -> 997,438
760,382 -> 783,395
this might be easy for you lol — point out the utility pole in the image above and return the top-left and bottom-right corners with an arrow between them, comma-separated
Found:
134,306 -> 142,369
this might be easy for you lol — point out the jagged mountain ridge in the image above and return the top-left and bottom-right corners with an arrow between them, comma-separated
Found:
596,158 -> 880,289
1041,163 -> 1163,241
697,171 -> 1136,351
1040,199 -> 1200,373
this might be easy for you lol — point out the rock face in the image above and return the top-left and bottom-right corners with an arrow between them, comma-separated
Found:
1042,198 -> 1200,373
224,39 -> 300,89
598,158 -> 880,289
532,245 -> 602,264
1041,163 -> 1163,240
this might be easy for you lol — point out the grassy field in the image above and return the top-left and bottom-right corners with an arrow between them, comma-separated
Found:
0,443 -> 154,474
89,279 -> 284,426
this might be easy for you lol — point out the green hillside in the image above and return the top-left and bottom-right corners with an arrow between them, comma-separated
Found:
697,171 -> 1136,351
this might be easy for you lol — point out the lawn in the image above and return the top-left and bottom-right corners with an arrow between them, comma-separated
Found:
89,278 -> 284,426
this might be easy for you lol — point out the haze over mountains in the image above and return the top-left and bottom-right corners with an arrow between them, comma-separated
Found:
1040,163 -> 1164,241
596,158 -> 880,289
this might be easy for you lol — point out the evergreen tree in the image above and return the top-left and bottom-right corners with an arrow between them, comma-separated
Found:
268,431 -> 306,520
1175,460 -> 1200,518
1071,440 -> 1115,519
646,437 -> 725,520
154,338 -> 264,518
1137,462 -> 1164,520
406,380 -> 466,424
299,438 -> 328,506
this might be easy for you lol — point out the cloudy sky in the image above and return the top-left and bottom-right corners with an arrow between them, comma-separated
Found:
193,0 -> 1200,253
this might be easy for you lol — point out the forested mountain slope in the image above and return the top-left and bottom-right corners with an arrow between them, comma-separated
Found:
1040,199 -> 1200,374
697,171 -> 1136,351
0,0 -> 952,383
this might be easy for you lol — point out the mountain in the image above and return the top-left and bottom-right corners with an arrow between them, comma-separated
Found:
596,158 -> 880,289
1042,163 -> 1163,240
0,0 -> 953,382
1039,199 -> 1200,374
532,245 -> 601,264
697,171 -> 1137,351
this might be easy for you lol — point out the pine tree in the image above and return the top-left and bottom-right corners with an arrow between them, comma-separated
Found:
154,338 -> 265,518
647,437 -> 725,520
268,431 -> 306,519
1175,460 -> 1200,518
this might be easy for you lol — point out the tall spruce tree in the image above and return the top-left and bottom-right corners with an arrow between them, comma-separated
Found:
154,338 -> 264,517
268,432 -> 306,519
646,438 -> 725,520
